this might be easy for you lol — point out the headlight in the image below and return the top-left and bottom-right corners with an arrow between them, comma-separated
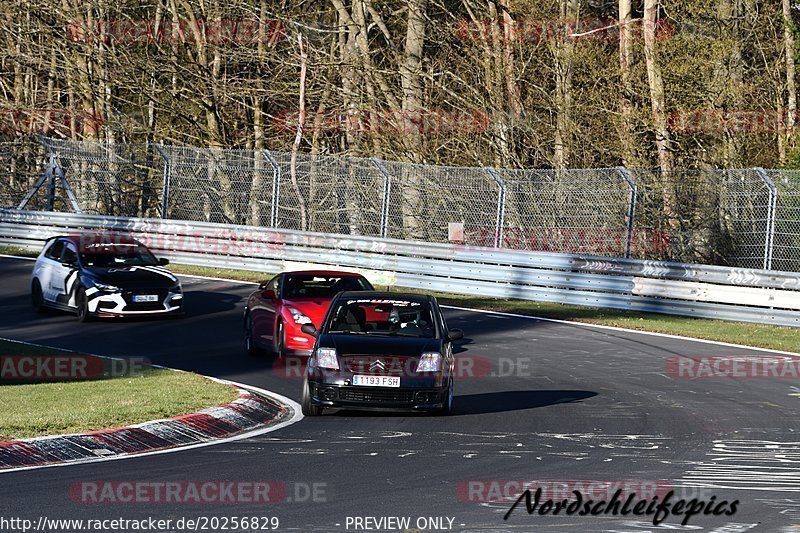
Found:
94,282 -> 120,292
287,306 -> 312,325
416,352 -> 442,372
170,281 -> 182,293
315,347 -> 339,370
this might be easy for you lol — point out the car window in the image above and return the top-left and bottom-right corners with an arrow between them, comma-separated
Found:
326,298 -> 436,338
79,242 -> 158,267
45,240 -> 65,261
61,246 -> 78,265
282,275 -> 372,299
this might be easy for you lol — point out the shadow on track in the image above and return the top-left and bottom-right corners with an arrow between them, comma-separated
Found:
323,390 -> 597,418
453,389 -> 596,415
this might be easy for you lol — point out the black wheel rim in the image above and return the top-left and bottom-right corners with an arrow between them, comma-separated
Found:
245,317 -> 253,350
32,284 -> 42,307
78,293 -> 87,319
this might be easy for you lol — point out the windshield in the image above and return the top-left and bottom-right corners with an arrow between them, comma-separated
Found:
326,298 -> 436,338
282,275 -> 373,299
79,243 -> 158,267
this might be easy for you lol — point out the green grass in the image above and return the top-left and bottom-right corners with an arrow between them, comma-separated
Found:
158,264 -> 799,353
0,245 -> 38,258
0,339 -> 238,441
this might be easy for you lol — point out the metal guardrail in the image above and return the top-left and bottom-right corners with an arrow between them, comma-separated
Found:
1,208 -> 799,328
6,137 -> 799,272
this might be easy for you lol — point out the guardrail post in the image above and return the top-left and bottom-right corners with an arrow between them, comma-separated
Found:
151,144 -> 171,219
485,167 -> 506,248
755,167 -> 777,270
262,150 -> 280,228
617,167 -> 637,259
370,158 -> 392,238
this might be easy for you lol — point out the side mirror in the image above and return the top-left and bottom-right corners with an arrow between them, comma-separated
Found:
262,289 -> 277,300
62,261 -> 76,268
301,323 -> 318,337
447,329 -> 464,342
158,257 -> 170,266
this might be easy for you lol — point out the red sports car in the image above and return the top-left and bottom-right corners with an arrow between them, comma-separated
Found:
243,271 -> 374,357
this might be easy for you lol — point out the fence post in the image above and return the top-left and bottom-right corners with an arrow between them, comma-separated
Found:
262,150 -> 280,228
52,154 -> 81,213
18,140 -> 81,213
484,167 -> 506,248
150,144 -> 172,219
755,167 -> 777,270
370,158 -> 392,238
617,167 -> 637,259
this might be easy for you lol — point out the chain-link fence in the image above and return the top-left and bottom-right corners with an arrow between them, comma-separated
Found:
4,136 -> 800,272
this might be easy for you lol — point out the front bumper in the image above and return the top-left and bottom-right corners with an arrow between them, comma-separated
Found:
87,287 -> 183,317
307,380 -> 448,411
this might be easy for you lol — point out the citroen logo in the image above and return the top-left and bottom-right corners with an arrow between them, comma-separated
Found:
369,359 -> 385,371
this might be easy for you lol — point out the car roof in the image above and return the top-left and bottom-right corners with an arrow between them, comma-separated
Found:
281,270 -> 366,277
336,291 -> 432,302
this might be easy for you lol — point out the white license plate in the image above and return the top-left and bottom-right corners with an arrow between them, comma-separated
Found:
352,375 -> 400,388
133,294 -> 158,302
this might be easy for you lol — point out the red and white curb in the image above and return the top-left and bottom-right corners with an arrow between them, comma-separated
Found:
0,379 -> 303,474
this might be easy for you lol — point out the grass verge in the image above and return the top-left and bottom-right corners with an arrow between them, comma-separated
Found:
166,263 -> 798,353
0,339 -> 238,441
0,245 -> 38,258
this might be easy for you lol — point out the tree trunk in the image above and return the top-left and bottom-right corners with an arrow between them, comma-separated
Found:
643,0 -> 677,228
553,0 -> 579,169
399,0 -> 427,240
618,0 -> 635,167
783,0 -> 797,163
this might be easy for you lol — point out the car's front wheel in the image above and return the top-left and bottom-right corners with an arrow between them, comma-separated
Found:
244,314 -> 261,357
301,380 -> 323,416
439,378 -> 454,416
76,287 -> 92,323
275,319 -> 286,358
31,279 -> 46,314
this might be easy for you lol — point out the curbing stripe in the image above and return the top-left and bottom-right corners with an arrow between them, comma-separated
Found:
0,385 -> 292,471
0,337 -> 303,474
0,381 -> 302,474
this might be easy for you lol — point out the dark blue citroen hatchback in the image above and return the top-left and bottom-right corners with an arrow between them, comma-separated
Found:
300,292 -> 463,416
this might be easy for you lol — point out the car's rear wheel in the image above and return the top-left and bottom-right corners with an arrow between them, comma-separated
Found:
244,314 -> 261,357
439,378 -> 454,416
31,279 -> 46,314
76,287 -> 92,323
301,380 -> 323,416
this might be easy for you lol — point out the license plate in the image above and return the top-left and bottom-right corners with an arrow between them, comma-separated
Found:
133,294 -> 158,302
352,375 -> 400,388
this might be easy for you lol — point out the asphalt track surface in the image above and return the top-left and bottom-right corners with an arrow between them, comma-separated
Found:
1,255 -> 799,532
